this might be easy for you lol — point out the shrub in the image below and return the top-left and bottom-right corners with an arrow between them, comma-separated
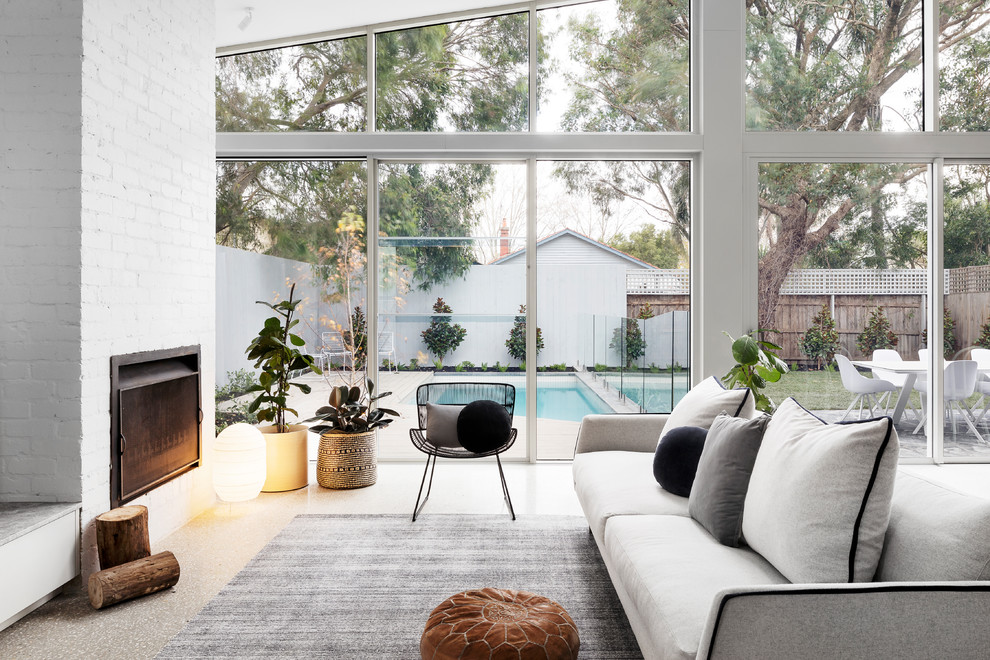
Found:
421,297 -> 467,367
341,306 -> 368,371
505,305 -> 544,362
920,309 -> 958,358
977,316 -> 990,349
610,317 -> 647,367
800,303 -> 841,369
855,306 -> 898,356
215,370 -> 259,435
216,369 -> 259,401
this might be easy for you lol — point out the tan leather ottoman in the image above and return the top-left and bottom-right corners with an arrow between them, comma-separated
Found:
421,588 -> 580,659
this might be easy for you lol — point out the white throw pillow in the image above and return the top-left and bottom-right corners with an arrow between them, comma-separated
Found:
657,376 -> 754,444
741,397 -> 899,583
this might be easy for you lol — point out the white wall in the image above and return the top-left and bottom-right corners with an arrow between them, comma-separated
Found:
0,0 -> 216,577
215,248 -> 695,371
216,245 -> 343,380
0,1 -> 85,502
77,0 -> 216,573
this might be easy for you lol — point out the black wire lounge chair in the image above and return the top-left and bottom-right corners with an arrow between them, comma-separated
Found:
409,382 -> 517,521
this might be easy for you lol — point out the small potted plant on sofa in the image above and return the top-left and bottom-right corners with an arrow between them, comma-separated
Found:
246,283 -> 319,492
306,379 -> 398,489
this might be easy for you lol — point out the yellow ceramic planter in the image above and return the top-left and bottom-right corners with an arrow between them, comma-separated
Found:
258,424 -> 309,492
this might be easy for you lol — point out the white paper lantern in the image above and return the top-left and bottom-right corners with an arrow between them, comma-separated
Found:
213,423 -> 267,502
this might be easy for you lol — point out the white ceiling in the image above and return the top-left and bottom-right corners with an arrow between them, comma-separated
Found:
215,0 -> 512,49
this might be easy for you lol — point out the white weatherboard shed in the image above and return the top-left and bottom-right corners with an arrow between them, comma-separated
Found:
490,229 -> 656,269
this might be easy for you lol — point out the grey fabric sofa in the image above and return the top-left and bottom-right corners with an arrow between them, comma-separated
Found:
573,413 -> 990,660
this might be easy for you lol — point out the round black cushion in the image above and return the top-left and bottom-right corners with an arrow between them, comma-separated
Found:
653,426 -> 708,496
456,400 -> 512,454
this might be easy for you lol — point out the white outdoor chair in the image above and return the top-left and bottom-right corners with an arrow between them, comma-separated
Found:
870,349 -> 919,419
913,360 -> 984,443
835,354 -> 897,421
969,348 -> 990,424
378,331 -> 396,372
321,331 -> 350,369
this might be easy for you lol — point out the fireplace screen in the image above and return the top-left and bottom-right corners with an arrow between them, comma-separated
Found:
110,346 -> 202,508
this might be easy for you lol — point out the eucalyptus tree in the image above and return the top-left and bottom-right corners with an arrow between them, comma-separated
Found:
747,0 -> 990,327
215,14 -> 530,290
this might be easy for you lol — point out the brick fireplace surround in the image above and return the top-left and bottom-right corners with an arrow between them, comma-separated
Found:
0,0 -> 217,586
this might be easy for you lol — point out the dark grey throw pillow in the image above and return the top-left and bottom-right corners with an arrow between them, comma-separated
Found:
425,402 -> 465,448
688,413 -> 770,547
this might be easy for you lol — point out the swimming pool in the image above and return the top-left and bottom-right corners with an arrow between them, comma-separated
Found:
406,376 -> 612,422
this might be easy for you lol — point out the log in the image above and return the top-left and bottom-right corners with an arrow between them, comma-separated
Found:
88,551 -> 180,610
96,505 -> 150,569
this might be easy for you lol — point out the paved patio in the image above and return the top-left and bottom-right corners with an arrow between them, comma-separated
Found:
262,370 -> 990,461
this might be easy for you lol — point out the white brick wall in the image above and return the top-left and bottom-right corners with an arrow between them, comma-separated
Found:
1,0 -> 216,577
78,0 -> 216,574
0,1 -> 85,502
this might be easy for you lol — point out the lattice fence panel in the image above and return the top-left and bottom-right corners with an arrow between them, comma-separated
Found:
626,270 -> 689,294
626,267 -> 990,295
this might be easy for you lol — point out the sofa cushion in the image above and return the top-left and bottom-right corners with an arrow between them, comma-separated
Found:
742,398 -> 899,583
657,377 -> 754,445
573,452 -> 689,541
653,426 -> 708,496
603,515 -> 787,660
877,471 -> 990,581
689,413 -> 769,547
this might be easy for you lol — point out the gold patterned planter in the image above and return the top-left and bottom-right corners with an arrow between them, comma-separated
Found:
317,430 -> 377,489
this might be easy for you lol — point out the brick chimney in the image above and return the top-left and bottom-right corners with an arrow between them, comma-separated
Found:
499,219 -> 510,257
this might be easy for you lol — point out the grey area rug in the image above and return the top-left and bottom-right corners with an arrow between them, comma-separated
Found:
158,514 -> 642,659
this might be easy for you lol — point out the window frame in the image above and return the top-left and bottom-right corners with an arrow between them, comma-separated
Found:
217,0 -> 990,464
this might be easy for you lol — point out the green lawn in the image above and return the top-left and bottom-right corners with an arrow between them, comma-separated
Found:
764,368 -> 924,412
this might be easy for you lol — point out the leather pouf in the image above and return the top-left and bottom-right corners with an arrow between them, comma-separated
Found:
421,588 -> 580,660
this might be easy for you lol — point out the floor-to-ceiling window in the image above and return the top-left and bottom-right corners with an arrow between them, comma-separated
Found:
214,0 -> 696,462
215,0 -> 990,464
745,0 -> 990,461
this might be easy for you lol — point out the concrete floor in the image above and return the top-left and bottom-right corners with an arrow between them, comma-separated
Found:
0,462 -> 582,660
2,460 -> 989,660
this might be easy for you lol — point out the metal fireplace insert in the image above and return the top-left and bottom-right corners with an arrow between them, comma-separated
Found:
110,345 -> 202,508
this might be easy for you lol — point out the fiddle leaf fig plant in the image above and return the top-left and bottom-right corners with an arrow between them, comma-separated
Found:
721,329 -> 788,413
306,378 -> 399,434
246,283 -> 320,432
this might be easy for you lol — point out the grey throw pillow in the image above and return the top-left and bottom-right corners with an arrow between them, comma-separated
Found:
742,397 -> 899,583
425,403 -> 465,448
688,413 -> 769,547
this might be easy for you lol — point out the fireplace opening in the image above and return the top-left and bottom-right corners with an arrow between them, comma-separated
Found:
110,346 -> 202,508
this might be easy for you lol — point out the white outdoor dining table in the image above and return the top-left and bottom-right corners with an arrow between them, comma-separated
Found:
851,360 -> 926,424
851,359 -> 990,426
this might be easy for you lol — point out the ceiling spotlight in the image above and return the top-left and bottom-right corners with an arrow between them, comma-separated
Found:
238,7 -> 253,31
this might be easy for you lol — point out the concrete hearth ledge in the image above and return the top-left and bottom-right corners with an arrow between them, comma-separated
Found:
0,502 -> 82,547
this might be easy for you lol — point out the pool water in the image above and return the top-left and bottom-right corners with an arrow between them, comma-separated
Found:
518,381 -> 613,422
406,377 -> 612,422
598,373 -> 691,413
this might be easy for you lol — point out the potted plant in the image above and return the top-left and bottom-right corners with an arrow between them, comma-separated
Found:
246,283 -> 319,492
306,379 -> 398,489
721,329 -> 788,413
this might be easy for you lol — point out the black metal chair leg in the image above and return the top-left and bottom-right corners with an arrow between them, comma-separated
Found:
495,453 -> 515,520
412,454 -> 436,522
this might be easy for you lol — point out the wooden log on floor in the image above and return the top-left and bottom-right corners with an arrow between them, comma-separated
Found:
95,505 -> 150,569
88,551 -> 180,610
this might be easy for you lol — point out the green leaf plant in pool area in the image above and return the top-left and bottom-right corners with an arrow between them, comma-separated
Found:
721,329 -> 788,413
